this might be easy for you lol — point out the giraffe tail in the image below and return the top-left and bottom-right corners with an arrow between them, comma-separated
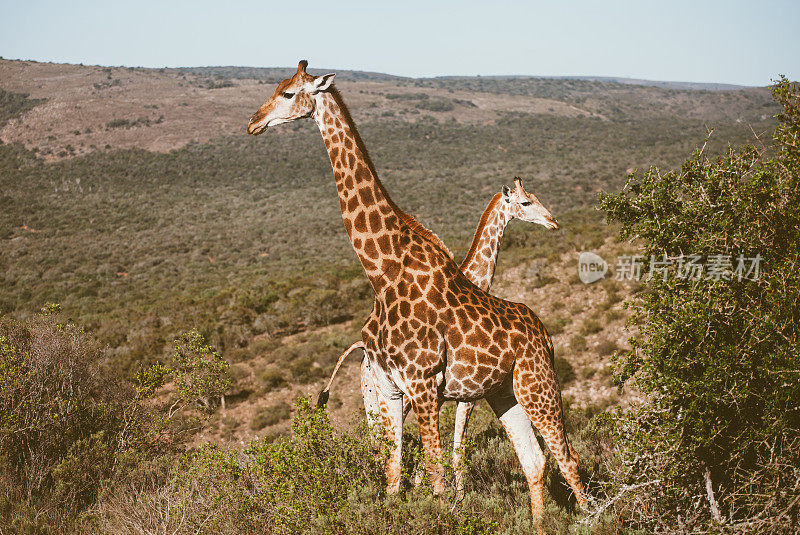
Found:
316,340 -> 365,409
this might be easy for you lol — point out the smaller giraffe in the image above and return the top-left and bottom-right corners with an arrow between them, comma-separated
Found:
317,177 -> 559,497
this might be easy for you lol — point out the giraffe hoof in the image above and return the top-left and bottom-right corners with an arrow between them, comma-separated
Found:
316,390 -> 329,408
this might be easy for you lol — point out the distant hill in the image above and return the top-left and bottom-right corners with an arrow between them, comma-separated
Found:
168,66 -> 751,90
435,74 -> 750,91
167,65 -> 409,82
553,76 -> 749,91
0,58 -> 776,161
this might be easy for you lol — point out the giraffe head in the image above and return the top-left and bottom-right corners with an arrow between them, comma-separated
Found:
501,177 -> 559,229
247,60 -> 335,135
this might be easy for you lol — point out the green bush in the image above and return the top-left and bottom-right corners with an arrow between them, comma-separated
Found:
93,398 -> 511,534
569,334 -> 588,352
259,365 -> 287,390
416,97 -> 455,112
0,88 -> 44,127
171,330 -> 231,412
544,314 -> 568,335
265,331 -> 357,385
598,77 -> 800,531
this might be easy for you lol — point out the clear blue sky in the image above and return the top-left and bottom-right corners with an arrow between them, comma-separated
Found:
1,0 -> 797,86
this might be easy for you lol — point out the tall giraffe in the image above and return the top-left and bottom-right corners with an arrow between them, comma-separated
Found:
247,61 -> 586,525
317,178 -> 559,497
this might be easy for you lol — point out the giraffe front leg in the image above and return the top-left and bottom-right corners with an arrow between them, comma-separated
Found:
403,397 -> 428,488
452,401 -> 474,500
409,378 -> 445,495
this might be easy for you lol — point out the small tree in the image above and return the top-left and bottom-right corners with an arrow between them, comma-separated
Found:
0,309 -> 156,527
599,77 -> 800,531
170,330 -> 231,415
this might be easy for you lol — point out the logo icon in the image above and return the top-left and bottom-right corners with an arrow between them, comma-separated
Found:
578,252 -> 607,284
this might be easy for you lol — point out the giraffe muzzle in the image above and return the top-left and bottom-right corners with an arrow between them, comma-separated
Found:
247,116 -> 268,136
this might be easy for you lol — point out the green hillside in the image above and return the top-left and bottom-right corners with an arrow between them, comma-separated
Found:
0,82 -> 775,374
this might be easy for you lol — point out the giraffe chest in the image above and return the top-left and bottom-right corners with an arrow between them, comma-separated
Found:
356,273 -> 447,386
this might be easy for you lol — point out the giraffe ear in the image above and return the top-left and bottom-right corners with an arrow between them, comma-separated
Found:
501,185 -> 512,200
312,73 -> 336,94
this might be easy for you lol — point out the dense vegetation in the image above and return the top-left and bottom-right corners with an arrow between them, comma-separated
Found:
0,311 -> 153,532
0,311 -> 619,534
599,77 -> 800,532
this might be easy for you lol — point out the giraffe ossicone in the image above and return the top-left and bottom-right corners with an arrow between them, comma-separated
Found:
248,60 -> 586,526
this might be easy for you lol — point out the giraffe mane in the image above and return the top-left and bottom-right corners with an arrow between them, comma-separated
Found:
396,210 -> 453,259
459,193 -> 503,270
329,86 -> 453,260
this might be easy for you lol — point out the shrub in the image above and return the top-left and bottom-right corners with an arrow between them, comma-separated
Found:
0,88 -> 44,127
595,338 -> 618,357
222,415 -> 240,431
94,398 -> 503,534
105,117 -> 153,129
171,330 -> 231,412
544,314 -> 568,335
579,318 -> 603,335
569,334 -> 588,352
417,97 -> 455,112
598,77 -> 800,531
250,402 -> 291,430
599,290 -> 622,310
259,365 -> 287,390
228,363 -> 250,384
0,312 -> 153,529
204,78 -> 235,89
554,356 -> 576,385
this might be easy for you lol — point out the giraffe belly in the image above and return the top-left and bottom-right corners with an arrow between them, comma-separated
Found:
441,345 -> 515,401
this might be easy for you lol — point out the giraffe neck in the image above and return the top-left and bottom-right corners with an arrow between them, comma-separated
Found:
312,89 -> 406,294
459,193 -> 511,291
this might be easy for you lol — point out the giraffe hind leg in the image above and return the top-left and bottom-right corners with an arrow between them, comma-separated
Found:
486,394 -> 546,529
512,364 -> 587,508
452,401 -> 475,499
380,394 -> 404,494
364,356 -> 406,494
360,357 -> 382,432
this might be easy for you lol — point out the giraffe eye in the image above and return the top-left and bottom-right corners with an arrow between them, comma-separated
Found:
282,92 -> 295,99
520,201 -> 532,206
